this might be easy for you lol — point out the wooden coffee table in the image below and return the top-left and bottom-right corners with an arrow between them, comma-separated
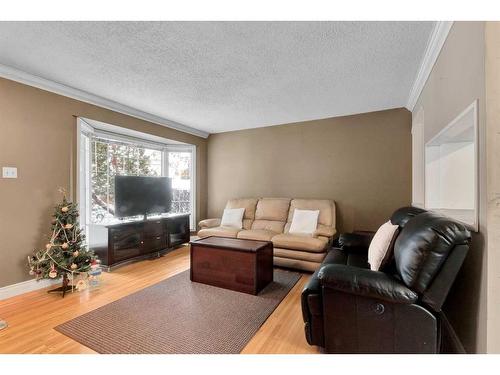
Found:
190,236 -> 274,295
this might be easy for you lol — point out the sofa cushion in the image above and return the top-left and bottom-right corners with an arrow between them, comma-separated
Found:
225,198 -> 259,220
274,256 -> 320,272
346,253 -> 370,269
197,226 -> 241,239
241,219 -> 253,230
284,222 -> 336,238
394,211 -> 470,293
287,199 -> 335,228
323,248 -> 370,269
274,248 -> 326,263
237,229 -> 277,241
390,206 -> 427,227
251,219 -> 286,233
255,198 -> 291,221
272,233 -> 329,253
323,248 -> 348,265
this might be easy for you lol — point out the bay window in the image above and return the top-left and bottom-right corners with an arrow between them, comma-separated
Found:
77,118 -> 196,244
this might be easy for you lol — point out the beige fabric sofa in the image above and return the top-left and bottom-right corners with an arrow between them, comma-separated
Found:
198,198 -> 336,272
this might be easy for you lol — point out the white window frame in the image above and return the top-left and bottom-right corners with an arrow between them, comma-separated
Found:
76,119 -> 93,237
76,117 -> 197,234
164,144 -> 197,230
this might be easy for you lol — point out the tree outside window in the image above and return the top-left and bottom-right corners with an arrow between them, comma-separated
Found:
90,138 -> 192,224
91,138 -> 161,223
168,151 -> 191,215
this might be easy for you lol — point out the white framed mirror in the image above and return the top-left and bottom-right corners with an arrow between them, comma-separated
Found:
424,100 -> 478,231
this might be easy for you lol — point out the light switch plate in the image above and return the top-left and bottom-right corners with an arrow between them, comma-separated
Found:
2,167 -> 18,179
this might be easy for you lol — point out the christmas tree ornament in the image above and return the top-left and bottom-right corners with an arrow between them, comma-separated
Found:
48,263 -> 57,278
61,206 -> 69,213
45,243 -> 52,250
61,242 -> 69,249
65,223 -> 73,229
70,263 -> 78,270
73,250 -> 79,257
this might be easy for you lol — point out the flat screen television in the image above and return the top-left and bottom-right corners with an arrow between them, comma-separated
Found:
114,176 -> 172,218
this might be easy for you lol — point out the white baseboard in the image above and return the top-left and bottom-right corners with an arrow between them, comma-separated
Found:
0,278 -> 59,301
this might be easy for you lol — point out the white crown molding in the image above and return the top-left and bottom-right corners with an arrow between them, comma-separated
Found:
0,64 -> 209,138
0,278 -> 59,301
406,21 -> 454,111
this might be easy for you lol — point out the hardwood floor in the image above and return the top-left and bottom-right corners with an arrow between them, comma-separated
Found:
0,246 -> 320,354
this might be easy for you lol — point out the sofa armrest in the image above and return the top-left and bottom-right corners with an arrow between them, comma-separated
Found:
198,218 -> 221,229
318,264 -> 418,304
301,269 -> 326,346
301,271 -> 321,321
335,232 -> 374,253
313,225 -> 336,238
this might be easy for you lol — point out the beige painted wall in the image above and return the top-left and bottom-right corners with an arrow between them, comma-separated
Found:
485,21 -> 500,354
0,77 -> 207,288
412,21 -> 487,353
207,108 -> 412,233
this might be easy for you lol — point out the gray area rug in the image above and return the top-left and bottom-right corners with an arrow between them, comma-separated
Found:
55,269 -> 301,354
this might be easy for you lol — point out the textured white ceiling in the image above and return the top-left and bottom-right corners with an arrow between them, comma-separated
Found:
0,22 -> 435,134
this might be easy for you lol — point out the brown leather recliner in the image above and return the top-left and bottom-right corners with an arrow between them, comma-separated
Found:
301,207 -> 471,353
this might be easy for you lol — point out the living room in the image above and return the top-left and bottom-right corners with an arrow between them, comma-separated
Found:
1,1 -> 499,373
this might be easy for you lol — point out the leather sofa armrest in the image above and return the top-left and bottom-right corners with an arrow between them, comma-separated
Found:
313,225 -> 336,238
198,218 -> 221,229
301,271 -> 321,321
335,232 -> 374,253
318,264 -> 418,304
301,270 -> 326,346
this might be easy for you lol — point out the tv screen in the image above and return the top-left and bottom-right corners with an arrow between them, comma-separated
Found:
114,176 -> 172,218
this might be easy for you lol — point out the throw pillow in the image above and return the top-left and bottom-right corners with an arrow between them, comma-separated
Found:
289,209 -> 320,236
220,208 -> 245,229
368,220 -> 400,271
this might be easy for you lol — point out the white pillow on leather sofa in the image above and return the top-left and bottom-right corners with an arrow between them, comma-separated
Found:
368,220 -> 399,271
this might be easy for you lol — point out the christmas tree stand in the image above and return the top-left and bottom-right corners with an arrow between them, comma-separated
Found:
47,273 -> 72,298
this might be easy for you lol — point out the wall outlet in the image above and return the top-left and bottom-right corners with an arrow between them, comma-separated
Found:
2,167 -> 18,179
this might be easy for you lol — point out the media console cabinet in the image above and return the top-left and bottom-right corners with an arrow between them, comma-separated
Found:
90,213 -> 190,269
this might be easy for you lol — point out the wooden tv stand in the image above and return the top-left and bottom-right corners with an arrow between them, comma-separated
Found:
90,213 -> 190,269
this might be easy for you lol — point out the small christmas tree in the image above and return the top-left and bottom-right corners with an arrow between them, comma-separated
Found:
28,189 -> 98,297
